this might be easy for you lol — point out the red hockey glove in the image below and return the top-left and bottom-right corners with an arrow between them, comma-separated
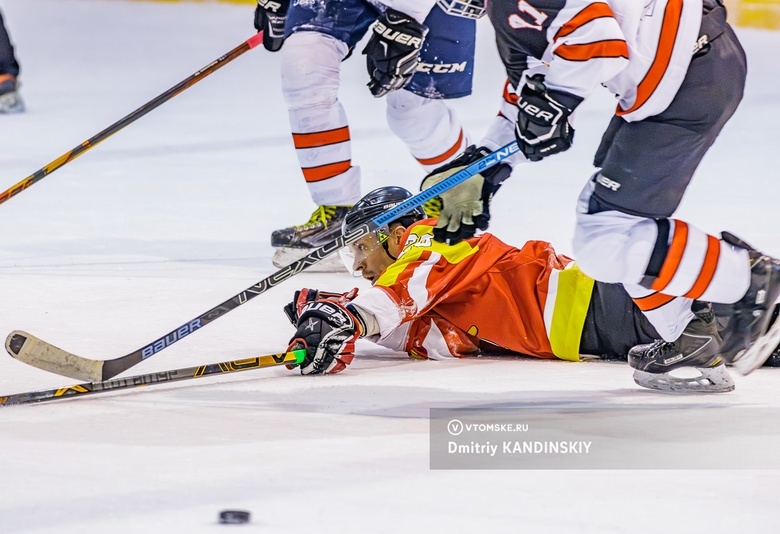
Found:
287,300 -> 365,375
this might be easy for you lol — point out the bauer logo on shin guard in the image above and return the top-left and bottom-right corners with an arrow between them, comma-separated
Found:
141,319 -> 203,359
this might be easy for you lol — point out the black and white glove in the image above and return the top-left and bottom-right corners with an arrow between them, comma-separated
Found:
362,9 -> 429,97
287,300 -> 365,375
515,74 -> 583,161
254,0 -> 289,52
283,287 -> 359,326
420,145 -> 512,245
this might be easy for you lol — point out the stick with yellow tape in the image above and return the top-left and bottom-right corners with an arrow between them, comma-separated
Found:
0,348 -> 304,407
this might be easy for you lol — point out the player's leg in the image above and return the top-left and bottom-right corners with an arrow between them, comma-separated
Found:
386,4 -> 476,215
573,10 -> 777,385
578,281 -> 661,361
0,9 -> 23,113
386,90 -> 468,175
271,0 -> 379,269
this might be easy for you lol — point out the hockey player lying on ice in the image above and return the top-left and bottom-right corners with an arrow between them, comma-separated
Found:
283,187 -> 778,394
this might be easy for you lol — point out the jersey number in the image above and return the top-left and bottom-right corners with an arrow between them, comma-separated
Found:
508,1 -> 548,32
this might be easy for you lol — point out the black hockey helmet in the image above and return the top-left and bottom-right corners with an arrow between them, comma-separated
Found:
341,186 -> 426,236
339,187 -> 426,275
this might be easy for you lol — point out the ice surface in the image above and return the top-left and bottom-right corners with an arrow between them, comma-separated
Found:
1,1 -> 780,532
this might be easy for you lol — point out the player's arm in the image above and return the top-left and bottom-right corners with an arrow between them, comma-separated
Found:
514,1 -> 628,160
283,288 -> 381,375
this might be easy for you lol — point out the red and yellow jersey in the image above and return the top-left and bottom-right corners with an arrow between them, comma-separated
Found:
350,221 -> 595,361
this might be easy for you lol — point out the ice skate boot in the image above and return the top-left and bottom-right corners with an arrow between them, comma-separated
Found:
271,205 -> 351,272
717,232 -> 780,374
0,74 -> 24,114
629,302 -> 734,393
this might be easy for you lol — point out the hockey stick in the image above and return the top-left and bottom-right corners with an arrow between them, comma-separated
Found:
5,142 -> 520,381
0,33 -> 264,206
0,349 -> 304,407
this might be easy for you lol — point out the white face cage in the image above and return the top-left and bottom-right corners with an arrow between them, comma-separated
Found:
436,0 -> 486,20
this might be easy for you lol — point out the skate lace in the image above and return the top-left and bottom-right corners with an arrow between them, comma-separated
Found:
294,205 -> 340,231
646,340 -> 679,360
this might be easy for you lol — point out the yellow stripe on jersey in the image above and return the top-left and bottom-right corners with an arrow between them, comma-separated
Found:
376,225 -> 479,287
547,264 -> 595,362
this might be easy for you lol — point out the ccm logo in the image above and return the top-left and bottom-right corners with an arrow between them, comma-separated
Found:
374,22 -> 423,48
417,62 -> 467,74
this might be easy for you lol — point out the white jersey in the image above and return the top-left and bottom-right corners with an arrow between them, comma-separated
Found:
488,0 -> 703,122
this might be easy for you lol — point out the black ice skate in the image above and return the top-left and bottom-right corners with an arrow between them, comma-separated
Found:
271,205 -> 351,272
0,74 -> 24,114
717,232 -> 780,375
628,303 -> 734,393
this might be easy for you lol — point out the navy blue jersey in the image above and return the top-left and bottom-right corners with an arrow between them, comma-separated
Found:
286,0 -> 476,99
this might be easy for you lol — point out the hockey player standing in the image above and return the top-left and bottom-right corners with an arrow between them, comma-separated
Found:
252,0 -> 480,270
0,8 -> 23,113
420,0 -> 780,384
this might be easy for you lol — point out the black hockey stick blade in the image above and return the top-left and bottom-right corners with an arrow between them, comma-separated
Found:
5,142 -> 519,381
0,349 -> 304,407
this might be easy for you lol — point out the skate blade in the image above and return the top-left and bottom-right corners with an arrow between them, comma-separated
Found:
272,247 -> 347,273
633,365 -> 735,394
732,315 -> 780,375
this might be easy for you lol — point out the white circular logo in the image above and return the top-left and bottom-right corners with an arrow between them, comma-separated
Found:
447,419 -> 464,436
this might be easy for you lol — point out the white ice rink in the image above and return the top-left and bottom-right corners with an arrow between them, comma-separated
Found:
1,0 -> 780,532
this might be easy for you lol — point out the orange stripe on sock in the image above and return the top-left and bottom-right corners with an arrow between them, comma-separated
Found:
292,126 -> 350,149
617,0 -> 682,116
651,220 -> 688,292
555,40 -> 629,62
684,234 -> 721,299
302,161 -> 351,183
634,292 -> 676,312
555,3 -> 617,40
416,130 -> 465,166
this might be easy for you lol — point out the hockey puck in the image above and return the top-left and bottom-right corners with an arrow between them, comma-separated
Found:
219,510 -> 250,524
